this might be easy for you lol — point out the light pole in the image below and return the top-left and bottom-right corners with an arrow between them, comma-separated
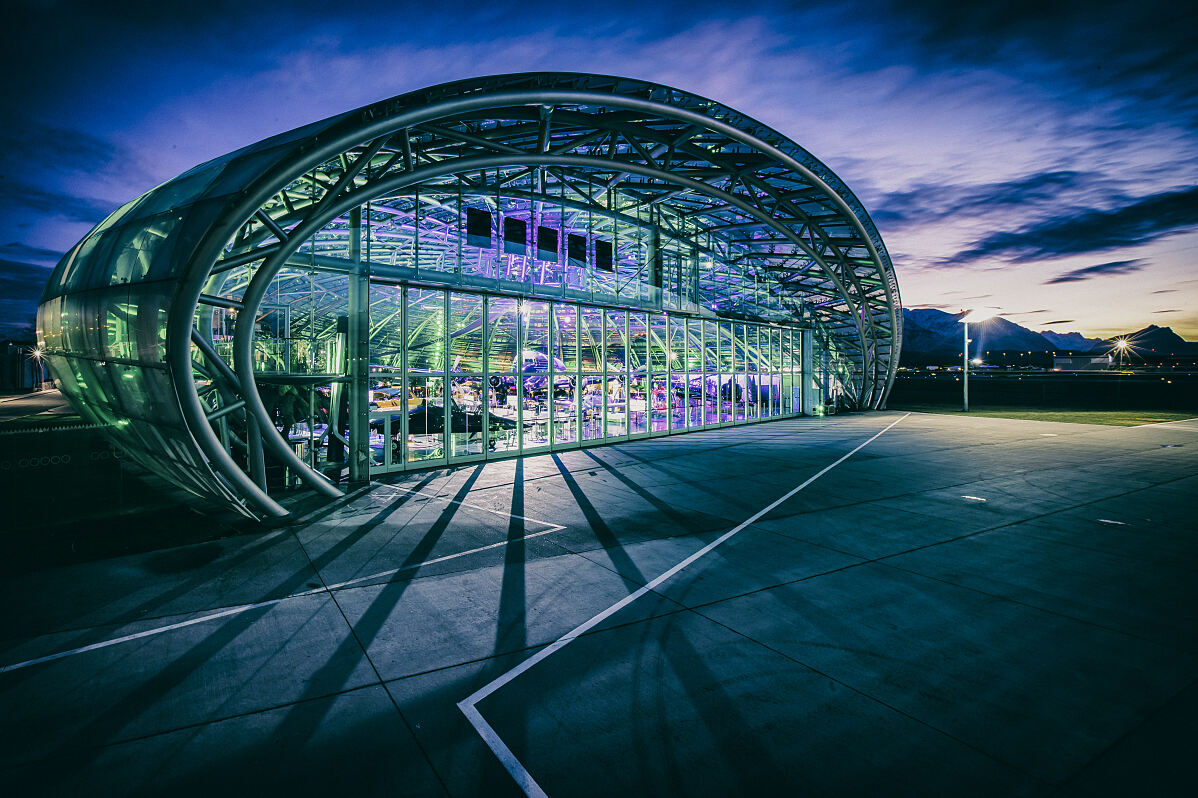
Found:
963,317 -> 970,411
960,310 -> 996,412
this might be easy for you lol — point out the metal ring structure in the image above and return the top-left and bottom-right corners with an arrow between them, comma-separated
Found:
36,72 -> 902,519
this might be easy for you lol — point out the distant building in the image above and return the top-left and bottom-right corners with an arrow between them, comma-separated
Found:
1053,354 -> 1112,371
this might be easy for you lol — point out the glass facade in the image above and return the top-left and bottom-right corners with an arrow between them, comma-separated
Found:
35,73 -> 898,520
359,286 -> 804,474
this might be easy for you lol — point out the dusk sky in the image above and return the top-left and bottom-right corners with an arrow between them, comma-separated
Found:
2,0 -> 1195,340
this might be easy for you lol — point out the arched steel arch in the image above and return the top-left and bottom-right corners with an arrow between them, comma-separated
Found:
37,73 -> 901,519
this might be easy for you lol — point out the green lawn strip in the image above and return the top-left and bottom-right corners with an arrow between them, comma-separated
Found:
888,404 -> 1196,426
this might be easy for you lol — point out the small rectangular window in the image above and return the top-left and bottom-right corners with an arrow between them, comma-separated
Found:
465,207 -> 491,248
595,239 -> 613,271
536,226 -> 558,261
567,233 -> 587,267
503,216 -> 527,255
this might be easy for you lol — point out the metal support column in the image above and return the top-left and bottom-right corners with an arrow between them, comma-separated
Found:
801,329 -> 817,415
348,205 -> 371,483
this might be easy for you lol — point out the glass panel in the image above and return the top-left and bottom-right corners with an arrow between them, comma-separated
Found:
605,373 -> 627,438
718,322 -> 735,374
669,373 -> 688,430
733,374 -> 748,421
406,288 -> 445,372
369,283 -> 404,370
554,304 -> 579,372
449,376 -> 485,458
449,293 -> 484,373
487,296 -> 521,373
703,319 -> 719,425
580,306 -> 603,371
747,325 -> 760,373
651,314 -> 669,371
733,324 -> 745,373
667,316 -> 684,373
629,313 -> 648,376
685,318 -> 702,373
791,331 -> 804,412
406,375 -> 444,462
487,374 -> 519,453
522,300 -> 551,373
628,373 -> 647,435
581,375 -> 605,441
604,311 -> 626,371
521,376 -> 551,450
650,373 -> 668,432
552,374 -> 578,446
369,372 -> 403,470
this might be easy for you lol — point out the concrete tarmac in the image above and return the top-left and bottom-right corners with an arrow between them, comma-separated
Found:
0,411 -> 1195,796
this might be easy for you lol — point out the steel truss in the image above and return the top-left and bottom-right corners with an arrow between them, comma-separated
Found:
38,73 -> 901,519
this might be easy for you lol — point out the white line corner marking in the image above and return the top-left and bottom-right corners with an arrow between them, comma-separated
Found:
457,413 -> 910,797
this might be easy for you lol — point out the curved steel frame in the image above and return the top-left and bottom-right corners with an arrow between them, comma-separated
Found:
37,73 -> 901,519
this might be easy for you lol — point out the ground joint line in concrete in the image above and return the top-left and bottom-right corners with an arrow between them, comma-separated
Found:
457,413 -> 910,798
0,523 -> 565,676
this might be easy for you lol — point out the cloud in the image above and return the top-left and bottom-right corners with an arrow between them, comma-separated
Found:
1151,289 -> 1178,294
1152,309 -> 1180,313
950,187 -> 1198,263
1044,320 -> 1075,324
0,258 -> 54,297
1043,259 -> 1145,285
0,258 -> 54,339
0,122 -> 125,177
0,181 -> 114,225
0,242 -> 65,265
874,0 -> 1198,128
872,170 -> 1118,228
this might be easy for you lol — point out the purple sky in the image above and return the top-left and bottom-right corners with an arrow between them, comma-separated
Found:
2,0 -> 1195,340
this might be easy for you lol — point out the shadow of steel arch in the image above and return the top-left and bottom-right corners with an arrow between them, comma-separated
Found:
36,72 -> 901,519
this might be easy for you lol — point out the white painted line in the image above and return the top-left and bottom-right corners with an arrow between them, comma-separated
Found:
1130,417 -> 1198,428
0,526 -> 564,677
0,604 -> 265,675
457,413 -> 910,797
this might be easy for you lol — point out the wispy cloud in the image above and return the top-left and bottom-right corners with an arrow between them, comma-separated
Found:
872,169 -> 1119,229
950,187 -> 1198,263
0,258 -> 53,338
1152,309 -> 1180,313
0,242 -> 65,265
0,181 -> 114,225
1044,319 -> 1075,324
1043,259 -> 1145,285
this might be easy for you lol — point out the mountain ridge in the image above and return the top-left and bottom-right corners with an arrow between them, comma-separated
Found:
899,308 -> 1197,363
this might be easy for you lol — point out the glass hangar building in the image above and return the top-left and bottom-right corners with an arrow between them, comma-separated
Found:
36,73 -> 902,520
